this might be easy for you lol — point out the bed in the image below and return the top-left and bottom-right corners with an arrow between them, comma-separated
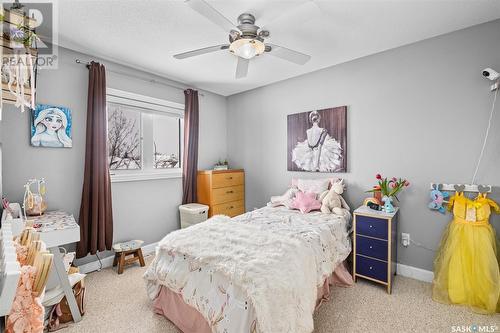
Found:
144,205 -> 352,333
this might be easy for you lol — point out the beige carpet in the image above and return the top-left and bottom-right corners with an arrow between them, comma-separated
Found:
60,255 -> 499,333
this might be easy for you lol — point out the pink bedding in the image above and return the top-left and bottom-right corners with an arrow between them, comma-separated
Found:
153,262 -> 353,333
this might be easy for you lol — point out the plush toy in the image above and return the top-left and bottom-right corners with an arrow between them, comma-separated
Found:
382,195 -> 395,213
320,179 -> 350,215
290,191 -> 322,214
428,184 -> 449,214
268,187 -> 299,209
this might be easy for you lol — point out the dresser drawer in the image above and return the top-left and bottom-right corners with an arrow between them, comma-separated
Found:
356,255 -> 388,283
212,172 -> 244,189
356,215 -> 388,239
212,185 -> 244,205
356,235 -> 388,261
212,200 -> 245,217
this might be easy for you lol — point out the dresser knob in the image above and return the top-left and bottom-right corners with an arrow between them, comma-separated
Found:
369,246 -> 373,249
227,177 -> 233,180
369,266 -> 373,270
226,190 -> 234,194
229,206 -> 234,209
369,225 -> 373,228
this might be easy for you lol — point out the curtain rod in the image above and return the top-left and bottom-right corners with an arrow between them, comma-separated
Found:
75,59 -> 204,97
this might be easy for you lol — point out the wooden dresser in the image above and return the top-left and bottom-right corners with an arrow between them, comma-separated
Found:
197,169 -> 245,218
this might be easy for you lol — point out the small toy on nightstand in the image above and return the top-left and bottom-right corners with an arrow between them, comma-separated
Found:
353,205 -> 399,294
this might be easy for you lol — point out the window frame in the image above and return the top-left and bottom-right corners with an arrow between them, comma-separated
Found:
106,88 -> 184,183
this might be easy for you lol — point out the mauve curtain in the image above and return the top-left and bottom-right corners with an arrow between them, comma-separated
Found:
182,89 -> 199,204
77,61 -> 113,259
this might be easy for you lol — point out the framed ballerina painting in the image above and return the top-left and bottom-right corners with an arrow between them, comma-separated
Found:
287,106 -> 347,173
31,104 -> 73,148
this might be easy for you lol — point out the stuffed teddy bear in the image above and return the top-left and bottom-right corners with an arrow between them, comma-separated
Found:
319,179 -> 350,215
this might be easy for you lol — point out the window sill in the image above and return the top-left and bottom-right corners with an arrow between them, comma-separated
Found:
110,169 -> 182,183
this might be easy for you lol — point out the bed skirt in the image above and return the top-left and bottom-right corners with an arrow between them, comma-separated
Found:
152,261 -> 353,333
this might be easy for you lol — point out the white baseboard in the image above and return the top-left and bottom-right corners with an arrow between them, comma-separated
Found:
397,263 -> 434,283
78,242 -> 158,274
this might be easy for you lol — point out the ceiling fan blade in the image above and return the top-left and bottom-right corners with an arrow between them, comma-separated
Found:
235,58 -> 249,79
267,43 -> 311,65
174,44 -> 229,59
186,0 -> 236,32
261,0 -> 320,31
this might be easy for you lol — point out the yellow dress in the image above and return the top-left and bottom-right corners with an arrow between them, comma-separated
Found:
432,192 -> 500,314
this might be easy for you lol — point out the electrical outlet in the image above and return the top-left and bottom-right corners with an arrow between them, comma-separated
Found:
401,233 -> 410,247
491,82 -> 499,91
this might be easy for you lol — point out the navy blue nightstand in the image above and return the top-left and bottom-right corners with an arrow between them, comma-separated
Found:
353,206 -> 398,293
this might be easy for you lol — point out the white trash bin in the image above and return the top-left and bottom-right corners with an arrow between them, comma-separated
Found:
179,203 -> 209,229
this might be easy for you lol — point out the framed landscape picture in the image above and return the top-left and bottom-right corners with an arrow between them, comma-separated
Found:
287,106 -> 347,173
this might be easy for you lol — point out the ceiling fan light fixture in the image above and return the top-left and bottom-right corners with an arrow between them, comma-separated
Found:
229,39 -> 265,60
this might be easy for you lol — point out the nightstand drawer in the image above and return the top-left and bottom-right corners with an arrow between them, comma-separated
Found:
356,255 -> 387,282
356,215 -> 388,239
356,235 -> 388,261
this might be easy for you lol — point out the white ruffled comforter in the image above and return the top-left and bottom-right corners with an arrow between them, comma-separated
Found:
144,206 -> 351,333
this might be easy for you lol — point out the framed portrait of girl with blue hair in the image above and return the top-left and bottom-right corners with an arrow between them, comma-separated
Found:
31,104 -> 73,148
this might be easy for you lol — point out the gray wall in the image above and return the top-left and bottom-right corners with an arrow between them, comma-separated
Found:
227,19 -> 500,271
1,47 -> 227,263
2,20 -> 499,271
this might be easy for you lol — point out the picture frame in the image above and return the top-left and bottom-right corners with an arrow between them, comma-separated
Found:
287,106 -> 347,173
31,104 -> 73,148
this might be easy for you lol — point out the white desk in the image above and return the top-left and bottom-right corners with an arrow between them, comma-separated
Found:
1,205 -> 82,323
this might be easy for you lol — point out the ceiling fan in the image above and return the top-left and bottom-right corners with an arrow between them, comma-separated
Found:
174,0 -> 313,79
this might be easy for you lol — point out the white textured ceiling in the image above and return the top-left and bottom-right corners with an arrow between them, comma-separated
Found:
58,0 -> 500,96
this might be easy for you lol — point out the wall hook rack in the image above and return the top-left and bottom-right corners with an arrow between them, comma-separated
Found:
430,183 -> 492,194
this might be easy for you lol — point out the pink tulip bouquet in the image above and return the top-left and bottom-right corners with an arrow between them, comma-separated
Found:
367,174 -> 410,201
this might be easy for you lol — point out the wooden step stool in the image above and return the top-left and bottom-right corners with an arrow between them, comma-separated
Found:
112,240 -> 145,274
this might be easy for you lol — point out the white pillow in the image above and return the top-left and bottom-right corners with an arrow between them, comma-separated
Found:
296,178 -> 331,195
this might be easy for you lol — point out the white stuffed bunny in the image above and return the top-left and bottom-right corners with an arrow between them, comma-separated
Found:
268,187 -> 299,209
319,179 -> 350,215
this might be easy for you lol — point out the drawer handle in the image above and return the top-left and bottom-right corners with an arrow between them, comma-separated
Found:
369,225 -> 373,228
369,246 -> 373,249
228,206 -> 234,209
369,266 -> 373,270
226,177 -> 233,180
226,190 -> 234,194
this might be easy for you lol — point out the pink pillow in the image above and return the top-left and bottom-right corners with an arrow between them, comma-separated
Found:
290,191 -> 322,214
290,178 -> 343,191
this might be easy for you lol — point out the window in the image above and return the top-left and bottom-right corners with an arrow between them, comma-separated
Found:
107,103 -> 142,170
106,88 -> 184,182
152,113 -> 182,169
